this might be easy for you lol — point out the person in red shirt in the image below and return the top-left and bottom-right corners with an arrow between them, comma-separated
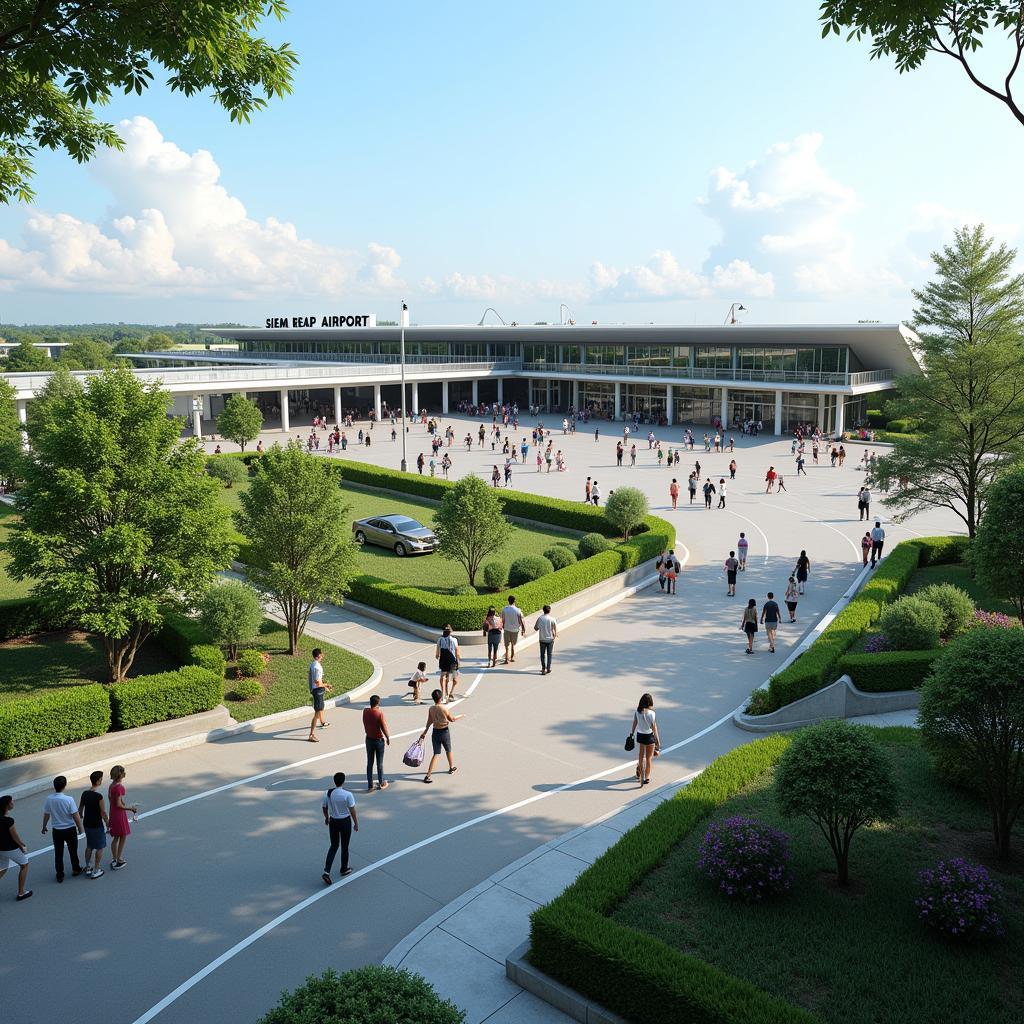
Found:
362,695 -> 392,792
765,466 -> 777,493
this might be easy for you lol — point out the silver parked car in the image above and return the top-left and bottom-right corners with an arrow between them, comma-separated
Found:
352,514 -> 436,556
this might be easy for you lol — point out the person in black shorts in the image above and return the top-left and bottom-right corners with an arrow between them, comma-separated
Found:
760,592 -> 781,653
79,771 -> 109,879
0,795 -> 32,901
724,551 -> 739,596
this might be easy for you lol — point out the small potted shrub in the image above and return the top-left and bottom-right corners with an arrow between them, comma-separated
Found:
915,858 -> 1003,940
698,815 -> 792,901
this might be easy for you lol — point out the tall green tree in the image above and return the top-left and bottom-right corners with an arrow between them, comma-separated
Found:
972,464 -> 1024,622
3,367 -> 235,680
4,338 -> 53,371
432,475 -> 512,587
217,394 -> 263,451
59,337 -> 115,369
820,2 -> 1024,129
0,376 -> 21,488
236,442 -> 357,654
604,486 -> 648,541
870,225 -> 1024,535
0,1 -> 298,203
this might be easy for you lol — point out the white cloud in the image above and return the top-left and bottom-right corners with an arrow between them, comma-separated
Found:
0,116 -> 405,299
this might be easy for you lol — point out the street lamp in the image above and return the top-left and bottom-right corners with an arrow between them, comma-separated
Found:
400,301 -> 409,472
724,303 -> 748,325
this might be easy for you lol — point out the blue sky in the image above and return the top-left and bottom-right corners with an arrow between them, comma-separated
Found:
1,0 -> 1021,327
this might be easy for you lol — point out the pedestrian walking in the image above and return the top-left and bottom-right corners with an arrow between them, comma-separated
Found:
591,481 -> 601,506
106,765 -> 137,871
629,693 -> 661,786
724,551 -> 739,596
740,598 -> 759,654
0,795 -> 32,901
482,606 -> 503,667
784,576 -> 799,622
702,477 -> 716,508
861,531 -> 871,566
362,695 -> 391,792
501,595 -> 527,663
491,465 -> 501,487
535,605 -> 558,674
669,478 -> 679,510
321,772 -> 358,883
765,466 -> 776,492
630,444 -> 637,466
761,592 -> 781,653
777,472 -> 787,492
794,550 -> 810,594
688,474 -> 697,504
870,520 -> 885,566
41,775 -> 83,882
307,647 -> 332,742
737,532 -> 749,571
664,549 -> 680,594
656,549 -> 669,592
796,455 -> 806,476
418,690 -> 463,784
717,478 -> 727,508
729,458 -> 737,480
858,486 -> 871,521
79,771 -> 109,878
435,625 -> 460,702
407,660 -> 429,703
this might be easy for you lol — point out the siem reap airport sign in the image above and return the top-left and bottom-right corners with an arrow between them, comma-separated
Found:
264,314 -> 377,329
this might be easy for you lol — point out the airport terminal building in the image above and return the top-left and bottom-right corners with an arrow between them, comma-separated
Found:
197,320 -> 917,436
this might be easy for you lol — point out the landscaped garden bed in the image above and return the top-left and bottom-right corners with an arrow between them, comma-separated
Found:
530,729 -> 1024,1024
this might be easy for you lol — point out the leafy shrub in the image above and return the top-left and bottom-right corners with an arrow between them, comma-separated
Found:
235,648 -> 267,678
878,595 -> 943,650
578,532 -> 612,557
257,966 -> 464,1024
544,545 -> 577,569
189,643 -> 227,678
745,689 -> 773,716
916,859 -> 1004,940
915,583 -> 975,638
0,685 -> 111,759
775,720 -> 897,885
508,554 -> 554,587
0,597 -> 68,641
605,486 -> 649,541
197,580 -> 263,659
451,583 -> 477,596
110,666 -> 223,729
157,609 -> 215,662
886,417 -> 921,434
481,560 -> 508,591
698,815 -> 792,901
231,678 -> 263,701
837,649 -> 942,692
206,456 -> 248,488
914,534 -> 970,567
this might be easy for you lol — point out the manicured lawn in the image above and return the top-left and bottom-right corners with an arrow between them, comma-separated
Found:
612,729 -> 1023,1024
222,618 -> 374,722
906,563 -> 1018,618
217,479 -> 583,592
0,506 -> 33,602
0,630 -> 180,703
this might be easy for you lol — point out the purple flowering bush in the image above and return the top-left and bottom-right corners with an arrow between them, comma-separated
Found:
969,609 -> 1022,630
698,815 -> 792,902
862,631 -> 891,653
915,858 -> 1004,939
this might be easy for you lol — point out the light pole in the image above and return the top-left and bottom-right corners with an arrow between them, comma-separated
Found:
400,301 -> 409,472
724,302 -> 747,325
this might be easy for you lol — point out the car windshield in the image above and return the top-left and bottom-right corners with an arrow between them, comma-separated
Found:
389,517 -> 422,531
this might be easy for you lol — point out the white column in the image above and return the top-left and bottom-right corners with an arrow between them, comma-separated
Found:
471,379 -> 479,405
16,400 -> 28,449
280,388 -> 289,433
666,384 -> 674,426
774,390 -> 784,436
333,386 -> 342,425
572,379 -> 580,410
614,381 -> 622,419
442,380 -> 449,414
720,386 -> 728,427
817,392 -> 827,431
411,381 -> 419,414
373,383 -> 382,421
497,378 -> 504,405
834,397 -> 846,439
192,394 -> 203,439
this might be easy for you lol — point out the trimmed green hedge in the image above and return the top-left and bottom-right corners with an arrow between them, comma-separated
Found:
110,666 -> 223,729
836,649 -> 943,692
0,597 -> 69,642
913,534 -> 970,567
0,684 -> 112,759
529,736 -> 813,1024
766,540 -> 923,711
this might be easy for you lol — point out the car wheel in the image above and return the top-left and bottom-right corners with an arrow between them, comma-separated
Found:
355,531 -> 366,545
394,542 -> 407,557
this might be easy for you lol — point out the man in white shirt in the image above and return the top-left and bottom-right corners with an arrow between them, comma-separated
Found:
41,775 -> 83,882
308,648 -> 332,743
321,771 -> 359,884
501,595 -> 527,664
534,604 -> 559,675
870,521 -> 886,567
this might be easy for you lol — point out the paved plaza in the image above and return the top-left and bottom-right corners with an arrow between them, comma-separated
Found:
3,414 -> 961,1024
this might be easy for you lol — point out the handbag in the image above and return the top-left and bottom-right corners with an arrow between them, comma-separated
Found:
403,740 -> 425,768
624,733 -> 636,752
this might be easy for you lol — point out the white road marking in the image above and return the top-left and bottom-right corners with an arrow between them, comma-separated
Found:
128,698 -> 743,1024
724,509 -> 770,563
24,673 -> 486,862
772,501 -> 862,559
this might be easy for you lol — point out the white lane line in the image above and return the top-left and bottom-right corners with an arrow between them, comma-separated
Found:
24,673 -> 486,862
724,509 -> 770,564
772,501 -> 862,559
129,699 -> 743,1024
